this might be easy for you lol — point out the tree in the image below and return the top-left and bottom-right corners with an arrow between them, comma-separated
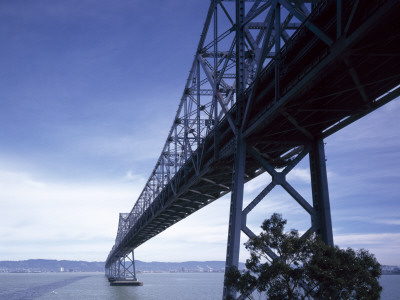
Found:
224,213 -> 382,299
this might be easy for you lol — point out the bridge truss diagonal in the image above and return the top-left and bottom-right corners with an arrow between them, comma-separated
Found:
106,1 -> 400,297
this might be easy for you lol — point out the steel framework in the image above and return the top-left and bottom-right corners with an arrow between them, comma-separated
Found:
106,251 -> 136,280
105,1 -> 400,298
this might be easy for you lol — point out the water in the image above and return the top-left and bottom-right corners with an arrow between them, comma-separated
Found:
0,272 -> 222,300
0,272 -> 398,299
379,275 -> 400,300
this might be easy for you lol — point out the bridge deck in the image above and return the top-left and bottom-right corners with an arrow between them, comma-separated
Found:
106,0 -> 400,267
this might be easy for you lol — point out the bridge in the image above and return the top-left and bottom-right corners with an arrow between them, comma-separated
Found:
105,0 -> 400,298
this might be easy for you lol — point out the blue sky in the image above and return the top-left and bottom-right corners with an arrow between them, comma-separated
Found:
0,1 -> 399,265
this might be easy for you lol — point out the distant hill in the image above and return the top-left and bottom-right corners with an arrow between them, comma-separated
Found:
0,259 -> 104,273
0,259 -> 245,273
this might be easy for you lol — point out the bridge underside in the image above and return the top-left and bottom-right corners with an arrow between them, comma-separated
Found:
106,0 -> 400,270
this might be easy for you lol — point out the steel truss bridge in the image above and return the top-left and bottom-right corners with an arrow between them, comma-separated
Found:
105,0 -> 400,298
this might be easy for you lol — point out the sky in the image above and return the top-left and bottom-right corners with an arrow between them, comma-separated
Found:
0,1 -> 399,266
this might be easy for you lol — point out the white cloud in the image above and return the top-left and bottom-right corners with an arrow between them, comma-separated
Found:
332,214 -> 400,227
80,134 -> 162,161
333,232 -> 400,265
373,218 -> 400,226
287,168 -> 310,183
244,172 -> 271,194
0,170 -> 45,189
0,168 -> 145,261
335,232 -> 400,246
134,197 -> 231,262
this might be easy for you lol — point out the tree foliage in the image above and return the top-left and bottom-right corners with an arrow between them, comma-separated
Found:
224,213 -> 382,299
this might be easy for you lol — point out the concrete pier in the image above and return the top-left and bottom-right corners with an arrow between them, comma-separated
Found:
110,279 -> 143,286
108,277 -> 143,286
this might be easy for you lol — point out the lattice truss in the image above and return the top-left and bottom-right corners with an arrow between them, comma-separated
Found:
107,250 -> 137,280
111,0 -> 330,254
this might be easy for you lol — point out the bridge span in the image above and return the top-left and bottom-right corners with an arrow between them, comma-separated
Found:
105,0 -> 400,298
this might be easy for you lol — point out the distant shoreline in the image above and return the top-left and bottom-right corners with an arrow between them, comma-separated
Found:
0,259 -> 244,273
1,259 -> 398,275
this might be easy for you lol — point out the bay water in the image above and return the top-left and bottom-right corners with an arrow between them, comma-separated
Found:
0,272 -> 398,299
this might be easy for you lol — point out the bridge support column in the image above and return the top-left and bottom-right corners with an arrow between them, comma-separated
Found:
223,0 -> 246,298
222,141 -> 335,299
108,251 -> 143,286
309,139 -> 334,246
112,261 -> 117,278
224,134 -> 246,299
106,260 -> 118,281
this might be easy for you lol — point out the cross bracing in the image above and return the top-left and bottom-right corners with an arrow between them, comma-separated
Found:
106,1 -> 400,297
